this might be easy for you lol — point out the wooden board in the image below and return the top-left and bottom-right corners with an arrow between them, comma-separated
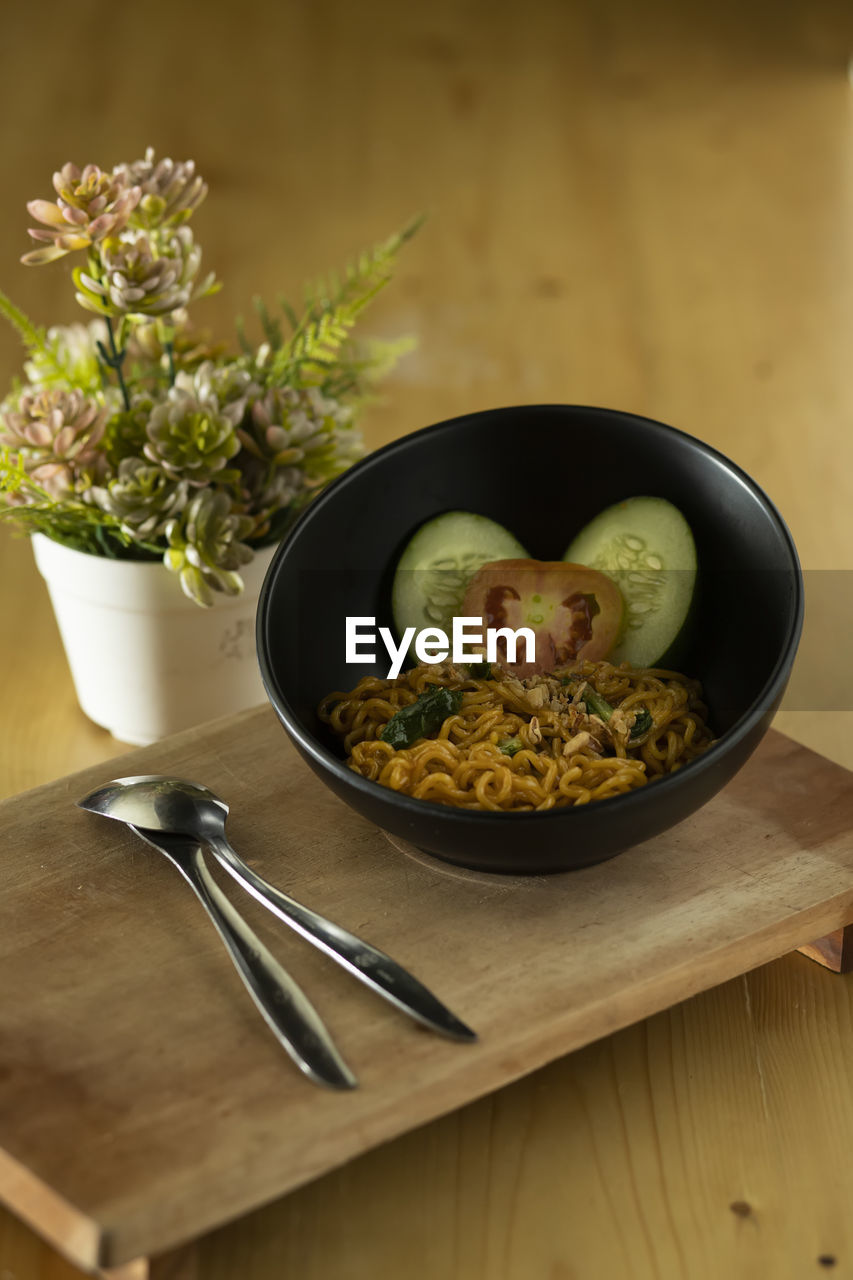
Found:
1,712 -> 852,1275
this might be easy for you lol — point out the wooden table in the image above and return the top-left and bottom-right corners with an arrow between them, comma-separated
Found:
1,0 -> 852,1275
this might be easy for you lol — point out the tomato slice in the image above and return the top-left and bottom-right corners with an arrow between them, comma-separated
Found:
461,559 -> 623,676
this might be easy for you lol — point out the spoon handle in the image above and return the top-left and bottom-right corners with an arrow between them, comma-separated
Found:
208,835 -> 477,1042
134,829 -> 357,1089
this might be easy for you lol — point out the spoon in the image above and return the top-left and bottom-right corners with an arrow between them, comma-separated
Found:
77,774 -> 477,1042
124,825 -> 355,1089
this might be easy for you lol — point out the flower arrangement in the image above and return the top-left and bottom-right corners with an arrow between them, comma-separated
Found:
0,150 -> 418,604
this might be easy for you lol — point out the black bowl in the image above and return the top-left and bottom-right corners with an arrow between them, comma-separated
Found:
256,405 -> 803,873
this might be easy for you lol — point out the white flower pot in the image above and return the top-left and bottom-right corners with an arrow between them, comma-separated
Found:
32,533 -> 277,746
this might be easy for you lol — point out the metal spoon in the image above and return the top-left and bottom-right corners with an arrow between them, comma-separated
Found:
120,825 -> 356,1089
77,774 -> 477,1042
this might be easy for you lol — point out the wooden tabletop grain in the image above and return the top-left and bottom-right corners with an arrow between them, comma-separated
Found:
1,0 -> 852,1276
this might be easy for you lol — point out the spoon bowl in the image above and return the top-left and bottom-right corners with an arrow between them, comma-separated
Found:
79,774 -> 230,842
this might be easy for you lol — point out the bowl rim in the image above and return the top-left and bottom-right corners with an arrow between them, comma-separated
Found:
256,403 -> 805,823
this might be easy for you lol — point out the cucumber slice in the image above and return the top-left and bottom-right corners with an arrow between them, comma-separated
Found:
392,511 -> 528,636
563,497 -> 697,667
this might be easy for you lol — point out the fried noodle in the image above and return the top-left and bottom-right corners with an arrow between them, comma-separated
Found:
318,661 -> 715,812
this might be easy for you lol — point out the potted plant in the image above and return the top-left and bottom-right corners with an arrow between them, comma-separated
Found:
0,150 -> 417,744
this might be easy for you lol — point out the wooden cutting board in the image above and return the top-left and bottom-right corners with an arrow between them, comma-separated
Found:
1,711 -> 852,1276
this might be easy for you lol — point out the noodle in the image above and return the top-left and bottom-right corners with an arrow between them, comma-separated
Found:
318,660 -> 715,812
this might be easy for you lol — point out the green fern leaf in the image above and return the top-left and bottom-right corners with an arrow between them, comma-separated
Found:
252,296 -> 284,350
0,288 -> 65,382
252,213 -> 423,386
